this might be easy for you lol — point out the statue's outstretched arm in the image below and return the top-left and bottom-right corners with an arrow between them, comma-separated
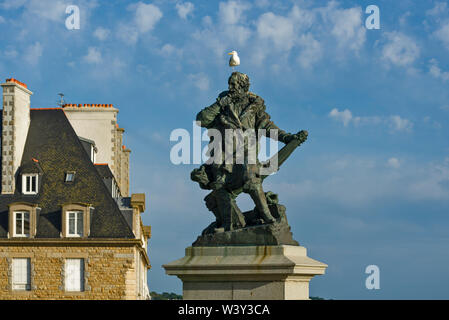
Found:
256,106 -> 306,144
196,102 -> 220,128
255,107 -> 290,143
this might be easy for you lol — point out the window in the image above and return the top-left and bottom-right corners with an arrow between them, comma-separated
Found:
22,174 -> 38,195
12,258 -> 31,291
61,204 -> 91,238
14,212 -> 30,237
67,211 -> 83,237
91,145 -> 96,163
65,172 -> 76,182
65,259 -> 84,292
8,203 -> 37,239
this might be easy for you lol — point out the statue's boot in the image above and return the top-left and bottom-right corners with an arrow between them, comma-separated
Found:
205,191 -> 223,228
247,184 -> 276,224
215,188 -> 234,231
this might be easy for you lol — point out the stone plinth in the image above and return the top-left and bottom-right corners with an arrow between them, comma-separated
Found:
163,245 -> 327,300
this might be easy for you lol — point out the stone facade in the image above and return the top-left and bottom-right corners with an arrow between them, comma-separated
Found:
0,79 -> 151,300
120,146 -> 131,197
0,239 -> 150,300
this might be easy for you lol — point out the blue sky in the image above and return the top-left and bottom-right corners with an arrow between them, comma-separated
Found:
1,0 -> 449,299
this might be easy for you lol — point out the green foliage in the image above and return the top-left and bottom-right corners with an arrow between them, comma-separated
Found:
150,291 -> 182,300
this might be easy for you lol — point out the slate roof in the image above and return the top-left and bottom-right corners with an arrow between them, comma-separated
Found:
0,109 -> 134,239
95,164 -> 114,179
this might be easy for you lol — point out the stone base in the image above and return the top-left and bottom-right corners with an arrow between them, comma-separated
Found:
163,245 -> 327,300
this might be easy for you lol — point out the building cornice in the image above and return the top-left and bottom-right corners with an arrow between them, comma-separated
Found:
0,238 -> 142,246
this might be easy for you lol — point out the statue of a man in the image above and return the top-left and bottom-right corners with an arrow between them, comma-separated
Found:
192,72 -> 303,232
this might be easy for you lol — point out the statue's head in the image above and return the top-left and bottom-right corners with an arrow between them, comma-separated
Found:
228,72 -> 250,94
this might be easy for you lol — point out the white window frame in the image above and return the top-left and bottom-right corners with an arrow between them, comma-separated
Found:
65,258 -> 84,292
22,174 -> 38,195
65,171 -> 76,182
13,211 -> 30,238
66,211 -> 83,237
91,145 -> 96,163
12,258 -> 31,291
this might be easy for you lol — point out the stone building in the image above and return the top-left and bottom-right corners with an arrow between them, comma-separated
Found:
0,78 -> 151,300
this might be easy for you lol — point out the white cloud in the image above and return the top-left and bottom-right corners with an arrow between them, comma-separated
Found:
133,2 -> 163,33
188,73 -> 210,91
218,1 -> 251,46
117,2 -> 162,45
297,33 -> 322,68
426,2 -> 448,18
116,23 -> 139,45
255,5 -> 313,54
0,16 -> 5,23
219,1 -> 250,25
435,22 -> 449,50
423,116 -> 442,129
93,27 -> 110,41
408,158 -> 449,200
3,47 -> 17,58
190,1 -> 253,63
27,0 -> 67,22
159,44 -> 183,57
273,155 -> 449,209
83,47 -> 102,64
329,108 -> 353,126
257,11 -> 296,52
429,59 -> 449,81
329,108 -> 413,133
202,15 -> 212,26
0,0 -> 27,10
387,157 -> 401,169
382,32 -> 420,67
388,115 -> 413,132
23,42 -> 43,65
176,2 -> 194,20
187,2 -> 370,69
329,6 -> 366,51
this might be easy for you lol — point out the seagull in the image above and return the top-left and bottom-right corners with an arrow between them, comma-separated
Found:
228,50 -> 240,70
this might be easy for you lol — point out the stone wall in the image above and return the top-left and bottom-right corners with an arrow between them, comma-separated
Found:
1,81 -> 32,194
0,244 -> 142,300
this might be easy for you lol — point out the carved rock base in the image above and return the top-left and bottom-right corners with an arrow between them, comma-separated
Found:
193,222 -> 298,246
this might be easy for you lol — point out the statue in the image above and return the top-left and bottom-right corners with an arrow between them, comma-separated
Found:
191,72 -> 308,246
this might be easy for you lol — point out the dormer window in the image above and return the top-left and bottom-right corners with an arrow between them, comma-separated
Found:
14,211 -> 30,237
61,203 -> 92,238
8,203 -> 38,238
22,174 -> 38,195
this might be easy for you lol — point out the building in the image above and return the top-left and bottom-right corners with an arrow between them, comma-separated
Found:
0,78 -> 151,300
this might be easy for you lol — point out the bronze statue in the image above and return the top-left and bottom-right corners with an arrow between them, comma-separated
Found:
191,72 -> 308,246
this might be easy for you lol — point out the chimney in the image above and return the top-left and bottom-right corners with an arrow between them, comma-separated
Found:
1,78 -> 32,194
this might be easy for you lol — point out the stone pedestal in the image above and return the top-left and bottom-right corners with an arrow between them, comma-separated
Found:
163,245 -> 327,300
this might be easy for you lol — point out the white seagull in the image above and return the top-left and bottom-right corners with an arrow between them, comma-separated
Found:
228,50 -> 240,70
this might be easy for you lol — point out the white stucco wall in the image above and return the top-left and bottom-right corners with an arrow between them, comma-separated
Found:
63,107 -> 118,174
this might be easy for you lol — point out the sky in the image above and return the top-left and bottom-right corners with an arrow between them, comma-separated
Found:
1,0 -> 449,299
